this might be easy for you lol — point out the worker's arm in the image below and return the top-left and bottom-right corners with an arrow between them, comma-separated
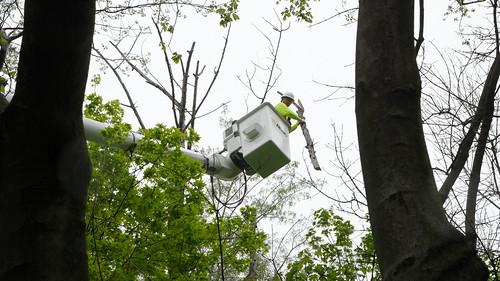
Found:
284,107 -> 301,122
290,122 -> 300,132
284,107 -> 302,132
275,103 -> 302,133
275,103 -> 302,121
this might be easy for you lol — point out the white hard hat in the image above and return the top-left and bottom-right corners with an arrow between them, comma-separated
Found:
281,92 -> 295,100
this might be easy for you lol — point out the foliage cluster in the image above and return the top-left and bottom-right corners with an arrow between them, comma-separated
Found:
84,93 -> 268,280
285,209 -> 380,281
277,0 -> 317,23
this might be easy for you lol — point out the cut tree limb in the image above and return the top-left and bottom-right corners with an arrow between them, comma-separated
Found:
295,99 -> 321,170
276,91 -> 321,170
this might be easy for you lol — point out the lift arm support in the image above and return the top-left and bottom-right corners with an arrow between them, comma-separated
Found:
82,117 -> 241,180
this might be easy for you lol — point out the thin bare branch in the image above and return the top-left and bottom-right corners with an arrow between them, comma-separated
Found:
93,46 -> 146,130
185,25 -> 231,129
439,54 -> 500,202
308,7 -> 358,28
195,101 -> 231,119
109,41 -> 184,111
152,16 -> 179,127
179,42 -> 195,130
457,0 -> 486,5
190,61 -> 201,131
96,1 -> 213,14
259,12 -> 290,104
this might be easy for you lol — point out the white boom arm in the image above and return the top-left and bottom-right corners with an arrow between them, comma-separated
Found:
4,95 -> 289,180
83,117 -> 241,180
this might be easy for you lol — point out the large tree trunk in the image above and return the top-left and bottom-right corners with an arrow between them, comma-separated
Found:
355,0 -> 488,280
0,0 -> 95,280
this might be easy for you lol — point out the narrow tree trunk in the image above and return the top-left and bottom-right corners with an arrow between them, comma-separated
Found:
355,0 -> 488,280
0,0 -> 95,280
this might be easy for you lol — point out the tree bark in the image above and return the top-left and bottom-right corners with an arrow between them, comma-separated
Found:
0,0 -> 95,280
355,0 -> 488,280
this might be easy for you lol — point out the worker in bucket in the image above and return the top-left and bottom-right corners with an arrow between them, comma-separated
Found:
275,92 -> 304,132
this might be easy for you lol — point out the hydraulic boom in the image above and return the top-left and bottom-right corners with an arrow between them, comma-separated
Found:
82,102 -> 292,180
83,117 -> 241,180
4,93 -> 290,181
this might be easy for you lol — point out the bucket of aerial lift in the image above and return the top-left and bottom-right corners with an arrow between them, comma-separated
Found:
223,102 -> 291,178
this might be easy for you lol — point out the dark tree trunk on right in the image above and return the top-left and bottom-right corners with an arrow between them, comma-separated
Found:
355,0 -> 488,280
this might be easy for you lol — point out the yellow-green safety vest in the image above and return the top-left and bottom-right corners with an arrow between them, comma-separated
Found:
274,102 -> 302,132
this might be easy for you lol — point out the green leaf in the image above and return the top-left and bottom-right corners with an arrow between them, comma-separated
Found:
90,74 -> 101,87
172,52 -> 182,64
